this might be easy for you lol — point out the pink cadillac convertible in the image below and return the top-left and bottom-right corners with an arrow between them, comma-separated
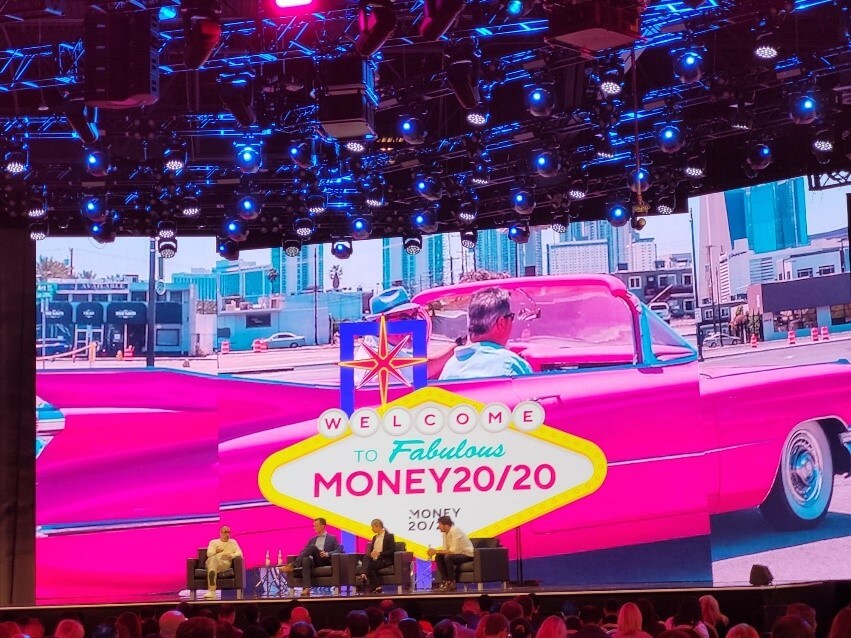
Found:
35,275 -> 851,602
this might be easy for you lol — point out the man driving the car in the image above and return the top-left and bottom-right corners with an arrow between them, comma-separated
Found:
439,286 -> 533,380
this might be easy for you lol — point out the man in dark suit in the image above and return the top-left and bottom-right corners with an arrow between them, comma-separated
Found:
356,518 -> 396,594
279,517 -> 343,596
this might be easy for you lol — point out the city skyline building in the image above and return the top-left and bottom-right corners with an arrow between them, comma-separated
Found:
547,240 -> 609,275
723,177 -> 809,254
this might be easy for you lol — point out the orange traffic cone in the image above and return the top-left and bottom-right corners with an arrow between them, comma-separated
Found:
750,334 -> 757,348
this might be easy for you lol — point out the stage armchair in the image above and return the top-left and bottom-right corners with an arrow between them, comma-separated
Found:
350,542 -> 414,594
455,537 -> 509,590
284,551 -> 353,594
186,548 -> 245,599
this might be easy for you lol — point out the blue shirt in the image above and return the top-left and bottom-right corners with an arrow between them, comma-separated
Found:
438,341 -> 533,381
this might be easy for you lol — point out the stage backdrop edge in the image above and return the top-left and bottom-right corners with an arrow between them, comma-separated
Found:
0,229 -> 36,605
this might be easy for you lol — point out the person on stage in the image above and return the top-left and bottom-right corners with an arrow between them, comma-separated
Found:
356,519 -> 396,594
205,525 -> 243,599
278,517 -> 343,596
427,515 -> 474,591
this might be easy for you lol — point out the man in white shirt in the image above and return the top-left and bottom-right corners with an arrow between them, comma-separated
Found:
427,516 -> 474,591
205,525 -> 243,599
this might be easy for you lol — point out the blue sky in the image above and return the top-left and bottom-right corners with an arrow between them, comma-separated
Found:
38,183 -> 850,289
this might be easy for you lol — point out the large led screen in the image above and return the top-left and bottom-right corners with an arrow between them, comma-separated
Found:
33,179 -> 851,604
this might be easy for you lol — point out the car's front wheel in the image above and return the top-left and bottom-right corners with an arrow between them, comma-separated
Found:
760,421 -> 833,530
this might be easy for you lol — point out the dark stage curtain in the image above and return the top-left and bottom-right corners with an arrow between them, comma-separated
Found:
0,228 -> 35,605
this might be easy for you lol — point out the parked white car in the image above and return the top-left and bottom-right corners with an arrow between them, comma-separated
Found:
263,332 -> 307,348
649,302 -> 671,323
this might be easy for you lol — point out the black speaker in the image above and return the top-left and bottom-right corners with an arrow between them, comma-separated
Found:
750,564 -> 774,586
84,11 -> 159,109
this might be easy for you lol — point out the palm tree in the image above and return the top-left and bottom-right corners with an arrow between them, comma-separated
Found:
36,256 -> 71,280
78,270 -> 97,280
330,264 -> 343,290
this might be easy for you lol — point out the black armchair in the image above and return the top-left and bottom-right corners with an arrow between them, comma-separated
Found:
349,542 -> 415,594
283,552 -> 352,595
455,537 -> 510,590
186,548 -> 245,599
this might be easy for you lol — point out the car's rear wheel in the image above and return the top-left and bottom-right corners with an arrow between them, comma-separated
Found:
290,342 -> 300,348
760,421 -> 833,530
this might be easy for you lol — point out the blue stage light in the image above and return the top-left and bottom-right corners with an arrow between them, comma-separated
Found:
415,176 -> 442,201
506,0 -> 524,16
351,216 -> 372,240
84,148 -> 109,177
508,221 -> 530,244
674,50 -> 703,83
236,145 -> 262,174
290,142 -> 314,169
607,203 -> 630,227
527,86 -> 554,117
81,197 -> 106,222
413,210 -> 438,233
534,150 -> 560,177
332,239 -> 354,259
513,189 -> 534,215
400,117 -> 425,145
790,95 -> 817,125
657,125 -> 684,153
628,167 -> 650,193
224,218 -> 248,242
237,195 -> 261,220
218,239 -> 240,261
159,5 -> 178,20
747,143 -> 773,170
91,220 -> 115,244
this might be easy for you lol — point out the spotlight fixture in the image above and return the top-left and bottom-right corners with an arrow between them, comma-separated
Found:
365,184 -> 385,208
294,216 -> 315,238
508,221 -> 530,244
630,216 -> 647,231
400,117 -> 426,145
27,197 -> 47,219
4,149 -> 28,175
597,61 -> 624,97
811,129 -> 834,163
419,0 -> 465,41
218,238 -> 240,261
157,237 -> 178,259
657,124 -> 684,153
731,110 -> 753,131
459,228 -> 478,249
413,210 -> 438,234
655,193 -> 675,215
306,192 -> 327,214
403,235 -> 423,255
237,195 -> 261,220
606,203 -> 630,227
157,220 -> 177,239
457,201 -> 477,224
628,167 -> 650,193
84,147 -> 110,177
290,142 -> 314,169
182,196 -> 200,217
163,142 -> 187,172
182,0 -> 222,70
224,218 -> 248,242
505,0 -> 529,17
29,222 -> 48,241
551,211 -> 570,234
91,220 -> 116,244
534,150 -> 561,178
754,31 -> 779,61
447,52 -> 480,110
746,142 -> 773,171
344,140 -> 367,154
236,144 -> 262,173
351,216 -> 372,240
465,108 -> 488,127
283,238 -> 302,257
527,86 -> 554,117
64,99 -> 99,145
513,190 -> 535,215
220,77 -> 256,127
790,94 -> 817,125
81,196 -> 106,222
415,175 -> 442,201
674,50 -> 704,83
683,155 -> 706,179
595,136 -> 616,159
355,0 -> 397,57
331,238 -> 354,259
567,179 -> 587,200
470,161 -> 491,185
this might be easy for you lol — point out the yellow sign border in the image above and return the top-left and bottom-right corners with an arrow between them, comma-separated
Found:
258,386 -> 608,559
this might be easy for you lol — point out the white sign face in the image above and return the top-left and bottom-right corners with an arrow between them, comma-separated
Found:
115,309 -> 137,319
259,387 -> 607,559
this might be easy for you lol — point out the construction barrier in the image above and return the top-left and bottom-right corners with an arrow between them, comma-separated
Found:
811,327 -> 819,342
221,340 -> 230,354
821,326 -> 830,341
750,334 -> 757,348
788,331 -> 797,346
252,339 -> 262,353
125,345 -> 134,361
260,339 -> 269,352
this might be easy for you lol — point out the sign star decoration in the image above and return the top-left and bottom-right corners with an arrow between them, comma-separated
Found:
338,314 -> 427,406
